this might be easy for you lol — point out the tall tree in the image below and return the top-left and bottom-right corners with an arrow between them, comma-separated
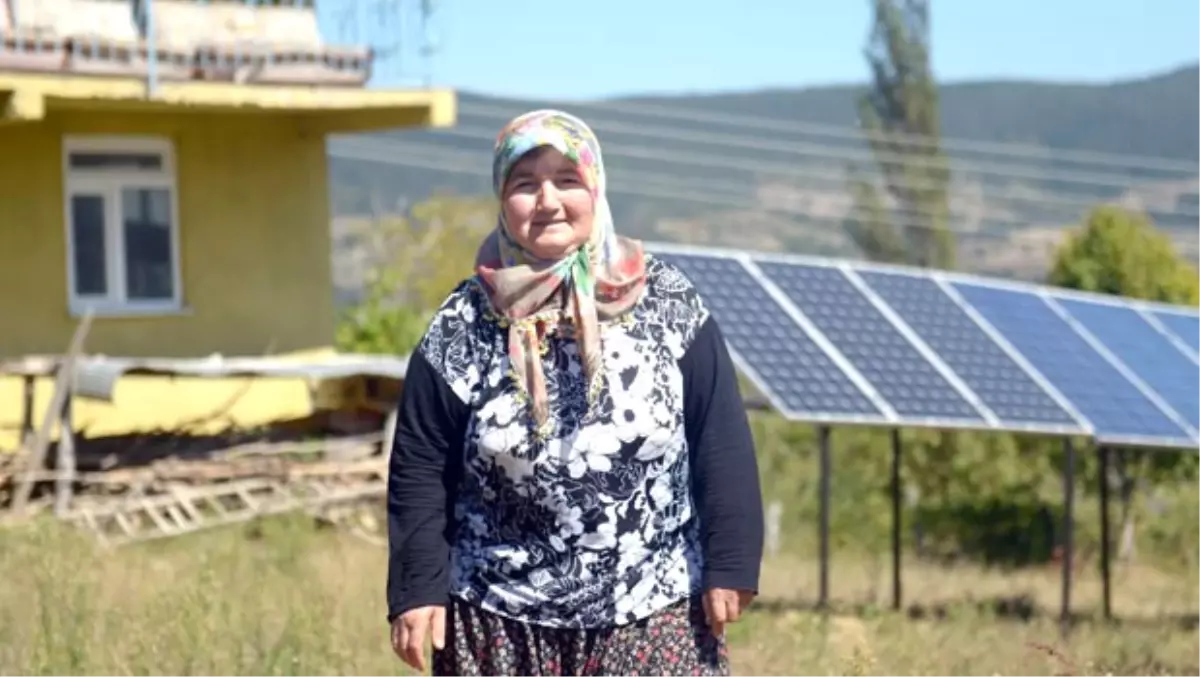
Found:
847,0 -> 955,269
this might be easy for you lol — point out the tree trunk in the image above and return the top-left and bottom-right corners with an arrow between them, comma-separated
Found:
1118,502 -> 1138,562
1114,449 -> 1139,562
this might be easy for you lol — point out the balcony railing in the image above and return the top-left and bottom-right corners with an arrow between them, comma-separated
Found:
0,0 -> 375,93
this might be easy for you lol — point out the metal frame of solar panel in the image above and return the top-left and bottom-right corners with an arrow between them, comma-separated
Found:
647,242 -> 1200,451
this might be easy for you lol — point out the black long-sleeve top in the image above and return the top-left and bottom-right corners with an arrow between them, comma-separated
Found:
386,255 -> 764,629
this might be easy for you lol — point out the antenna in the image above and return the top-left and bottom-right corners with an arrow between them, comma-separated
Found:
326,0 -> 429,84
419,0 -> 440,87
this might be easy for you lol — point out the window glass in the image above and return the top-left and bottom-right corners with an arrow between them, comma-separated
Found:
122,187 -> 175,300
70,193 -> 108,296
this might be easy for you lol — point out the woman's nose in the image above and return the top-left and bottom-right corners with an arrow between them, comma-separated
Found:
537,181 -> 562,208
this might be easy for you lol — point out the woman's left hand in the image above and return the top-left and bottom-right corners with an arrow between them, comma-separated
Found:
702,587 -> 755,638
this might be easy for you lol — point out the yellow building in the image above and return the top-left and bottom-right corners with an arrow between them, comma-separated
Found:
0,0 -> 454,449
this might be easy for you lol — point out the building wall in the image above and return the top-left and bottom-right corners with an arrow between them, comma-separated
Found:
0,109 -> 345,451
0,109 -> 336,358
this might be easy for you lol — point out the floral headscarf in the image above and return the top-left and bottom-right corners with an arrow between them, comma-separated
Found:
474,109 -> 647,434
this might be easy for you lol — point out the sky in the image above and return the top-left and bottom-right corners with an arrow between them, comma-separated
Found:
323,0 -> 1200,101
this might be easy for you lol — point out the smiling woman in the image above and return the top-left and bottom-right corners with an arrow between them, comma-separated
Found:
385,109 -> 765,677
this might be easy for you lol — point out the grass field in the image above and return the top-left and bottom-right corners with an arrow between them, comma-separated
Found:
0,514 -> 1195,676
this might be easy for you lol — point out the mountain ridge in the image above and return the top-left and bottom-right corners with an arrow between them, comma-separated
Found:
329,63 -> 1199,295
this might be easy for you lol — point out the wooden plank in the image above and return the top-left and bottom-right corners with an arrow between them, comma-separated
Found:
10,311 -> 93,514
2,455 -> 386,487
69,434 -> 380,473
19,375 -> 35,446
216,433 -> 382,460
53,396 -> 76,517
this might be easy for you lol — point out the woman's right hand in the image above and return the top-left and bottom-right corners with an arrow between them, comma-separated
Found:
390,605 -> 447,672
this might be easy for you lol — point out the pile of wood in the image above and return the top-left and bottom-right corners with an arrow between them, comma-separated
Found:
1,432 -> 391,548
1,315 -> 396,548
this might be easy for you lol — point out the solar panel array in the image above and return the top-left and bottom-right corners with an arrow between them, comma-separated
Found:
651,244 -> 1200,449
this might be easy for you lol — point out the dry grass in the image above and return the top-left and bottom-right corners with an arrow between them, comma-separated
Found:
741,553 -> 1198,675
0,516 -> 1195,676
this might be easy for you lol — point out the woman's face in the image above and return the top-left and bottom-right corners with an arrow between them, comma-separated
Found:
501,147 -> 595,260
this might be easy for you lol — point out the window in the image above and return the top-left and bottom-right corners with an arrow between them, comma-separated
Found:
63,136 -> 182,315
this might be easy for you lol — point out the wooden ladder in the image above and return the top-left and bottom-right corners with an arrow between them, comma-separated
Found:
63,472 -> 387,547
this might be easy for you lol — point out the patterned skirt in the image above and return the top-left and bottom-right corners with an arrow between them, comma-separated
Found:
432,595 -> 731,676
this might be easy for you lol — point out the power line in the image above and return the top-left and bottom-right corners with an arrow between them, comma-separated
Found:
333,129 -> 1200,226
454,103 -> 1200,198
332,137 -> 1080,232
405,126 -> 1200,221
328,140 -> 1197,250
455,94 -> 1200,175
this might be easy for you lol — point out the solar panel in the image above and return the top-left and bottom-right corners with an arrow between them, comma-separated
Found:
1054,297 -> 1199,431
653,252 -> 886,422
858,270 -> 1083,432
952,282 -> 1194,446
1150,310 -> 1200,355
646,243 -> 1197,450
755,261 -> 986,425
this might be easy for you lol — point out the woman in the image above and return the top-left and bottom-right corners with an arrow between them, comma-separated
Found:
386,109 -> 764,676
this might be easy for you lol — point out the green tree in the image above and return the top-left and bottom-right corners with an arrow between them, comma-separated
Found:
847,0 -> 955,270
336,193 -> 496,356
1047,204 -> 1199,561
1048,205 -> 1200,305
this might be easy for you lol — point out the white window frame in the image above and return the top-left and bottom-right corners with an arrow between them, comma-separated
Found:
62,135 -> 185,317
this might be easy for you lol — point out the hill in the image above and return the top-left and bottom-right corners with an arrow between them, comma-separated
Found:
616,64 -> 1199,160
328,63 -> 1199,296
